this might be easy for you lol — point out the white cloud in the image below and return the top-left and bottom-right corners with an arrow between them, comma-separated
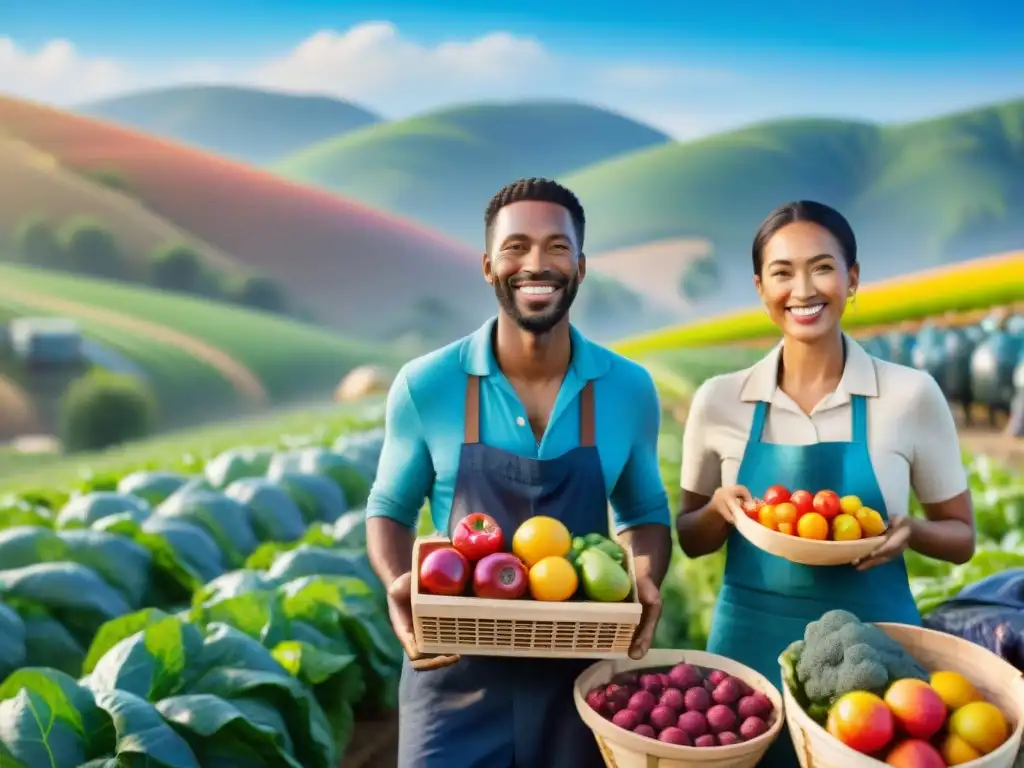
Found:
0,38 -> 129,103
0,24 -> 737,136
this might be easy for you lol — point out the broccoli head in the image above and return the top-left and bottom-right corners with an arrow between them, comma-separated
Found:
794,609 -> 928,713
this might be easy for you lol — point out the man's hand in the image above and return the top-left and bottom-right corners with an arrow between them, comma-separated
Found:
628,574 -> 662,660
386,571 -> 461,671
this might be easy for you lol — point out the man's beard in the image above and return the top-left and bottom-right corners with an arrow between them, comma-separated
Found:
494,270 -> 579,335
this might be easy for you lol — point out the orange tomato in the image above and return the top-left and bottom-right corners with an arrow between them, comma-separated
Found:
777,522 -> 795,536
774,502 -> 799,525
512,516 -> 572,567
528,556 -> 578,601
831,691 -> 895,754
796,512 -> 829,540
832,514 -> 863,541
757,504 -> 778,530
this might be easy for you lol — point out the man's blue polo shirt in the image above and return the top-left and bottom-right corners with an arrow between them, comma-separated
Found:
365,317 -> 671,534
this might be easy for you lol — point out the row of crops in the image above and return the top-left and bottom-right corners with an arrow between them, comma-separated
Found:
858,309 -> 1023,426
0,430 -> 399,767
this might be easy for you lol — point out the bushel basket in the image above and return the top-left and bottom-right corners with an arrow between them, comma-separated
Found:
781,622 -> 1024,767
574,649 -> 786,767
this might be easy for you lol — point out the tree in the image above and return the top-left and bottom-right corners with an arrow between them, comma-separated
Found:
150,242 -> 206,293
58,369 -> 158,452
14,214 -> 64,268
229,275 -> 288,313
58,217 -> 126,279
678,254 -> 720,302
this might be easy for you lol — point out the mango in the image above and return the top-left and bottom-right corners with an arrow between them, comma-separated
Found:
577,548 -> 631,602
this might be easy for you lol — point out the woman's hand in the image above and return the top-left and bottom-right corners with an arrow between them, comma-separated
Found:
853,515 -> 913,571
710,485 -> 753,524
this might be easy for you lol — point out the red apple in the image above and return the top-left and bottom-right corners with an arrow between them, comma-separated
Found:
451,513 -> 505,562
763,485 -> 790,505
789,490 -> 814,517
883,679 -> 947,740
419,547 -> 470,596
473,552 -> 528,599
885,739 -> 946,768
812,490 -> 841,520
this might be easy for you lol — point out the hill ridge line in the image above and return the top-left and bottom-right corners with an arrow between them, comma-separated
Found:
0,282 -> 269,406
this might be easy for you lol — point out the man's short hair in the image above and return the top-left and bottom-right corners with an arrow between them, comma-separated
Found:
484,178 -> 586,250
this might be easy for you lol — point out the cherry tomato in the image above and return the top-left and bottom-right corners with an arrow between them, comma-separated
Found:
812,490 -> 842,520
741,500 -> 763,520
789,490 -> 814,517
763,485 -> 790,506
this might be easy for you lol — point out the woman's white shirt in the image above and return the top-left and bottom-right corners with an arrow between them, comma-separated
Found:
680,336 -> 968,517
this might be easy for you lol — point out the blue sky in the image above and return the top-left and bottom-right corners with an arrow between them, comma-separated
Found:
2,0 -> 1021,137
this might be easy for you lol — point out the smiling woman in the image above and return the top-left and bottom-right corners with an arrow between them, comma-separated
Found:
672,200 -> 978,768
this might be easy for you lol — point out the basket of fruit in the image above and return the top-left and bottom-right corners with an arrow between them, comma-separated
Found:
574,650 -> 786,767
732,485 -> 888,566
412,514 -> 642,658
779,609 -> 1024,767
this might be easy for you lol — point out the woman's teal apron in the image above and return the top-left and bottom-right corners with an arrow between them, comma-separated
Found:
706,395 -> 921,767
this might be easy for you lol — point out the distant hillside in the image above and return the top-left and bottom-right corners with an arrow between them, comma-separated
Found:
0,96 -> 493,340
78,85 -> 381,163
273,100 -> 670,244
561,98 -> 1024,317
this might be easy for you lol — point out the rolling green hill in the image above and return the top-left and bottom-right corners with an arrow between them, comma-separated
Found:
77,85 -> 381,163
272,100 -> 670,243
561,98 -> 1024,305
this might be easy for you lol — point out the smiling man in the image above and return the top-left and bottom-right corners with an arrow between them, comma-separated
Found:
365,178 -> 672,768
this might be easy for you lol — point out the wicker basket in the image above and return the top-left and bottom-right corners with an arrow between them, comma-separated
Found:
573,649 -> 786,767
411,535 -> 642,658
781,622 -> 1024,767
731,499 -> 879,566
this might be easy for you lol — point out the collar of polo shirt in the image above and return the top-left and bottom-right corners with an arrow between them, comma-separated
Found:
459,316 -> 613,381
739,333 -> 879,406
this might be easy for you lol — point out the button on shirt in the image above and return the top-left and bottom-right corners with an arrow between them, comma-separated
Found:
366,317 -> 671,534
681,336 -> 968,517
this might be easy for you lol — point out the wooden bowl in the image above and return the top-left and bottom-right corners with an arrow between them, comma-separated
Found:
731,500 -> 879,566
574,649 -> 786,767
781,622 -> 1024,767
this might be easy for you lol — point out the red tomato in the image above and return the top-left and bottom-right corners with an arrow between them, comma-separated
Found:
789,490 -> 814,517
451,513 -> 505,562
763,485 -> 790,506
419,547 -> 470,596
812,490 -> 841,520
741,500 -> 763,520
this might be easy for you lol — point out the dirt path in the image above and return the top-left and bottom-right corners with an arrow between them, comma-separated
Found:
0,285 -> 269,406
0,375 -> 40,438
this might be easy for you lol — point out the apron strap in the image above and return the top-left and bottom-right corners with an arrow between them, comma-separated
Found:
464,374 -> 480,444
851,395 -> 868,444
579,381 -> 596,447
747,400 -> 769,443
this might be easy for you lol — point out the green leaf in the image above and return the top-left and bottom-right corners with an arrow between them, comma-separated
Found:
0,601 -> 27,681
84,608 -> 174,675
193,570 -> 272,607
224,479 -> 306,544
88,616 -> 204,702
0,526 -> 69,568
155,694 -> 303,767
0,499 -> 56,530
57,529 -> 152,607
199,623 -> 289,677
0,668 -> 113,767
117,470 -> 190,508
265,547 -> 382,600
56,492 -> 151,530
22,615 -> 87,677
268,472 -> 346,524
185,668 -> 336,768
271,640 -> 363,757
190,589 -> 292,649
92,689 -> 199,768
154,492 -> 259,566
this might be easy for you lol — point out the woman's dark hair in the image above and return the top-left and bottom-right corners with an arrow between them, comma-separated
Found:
751,200 -> 858,274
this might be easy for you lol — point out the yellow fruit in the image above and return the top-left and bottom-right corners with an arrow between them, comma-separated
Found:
930,671 -> 982,711
940,733 -> 982,765
777,522 -> 795,536
758,504 -> 778,530
949,701 -> 1009,755
512,516 -> 571,567
528,556 -> 578,601
831,514 -> 862,541
854,508 -> 887,537
839,495 -> 863,514
796,512 -> 828,540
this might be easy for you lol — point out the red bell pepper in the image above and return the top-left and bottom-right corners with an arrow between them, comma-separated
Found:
452,513 -> 504,562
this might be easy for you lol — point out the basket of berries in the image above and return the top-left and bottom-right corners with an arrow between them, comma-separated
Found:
574,650 -> 785,767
